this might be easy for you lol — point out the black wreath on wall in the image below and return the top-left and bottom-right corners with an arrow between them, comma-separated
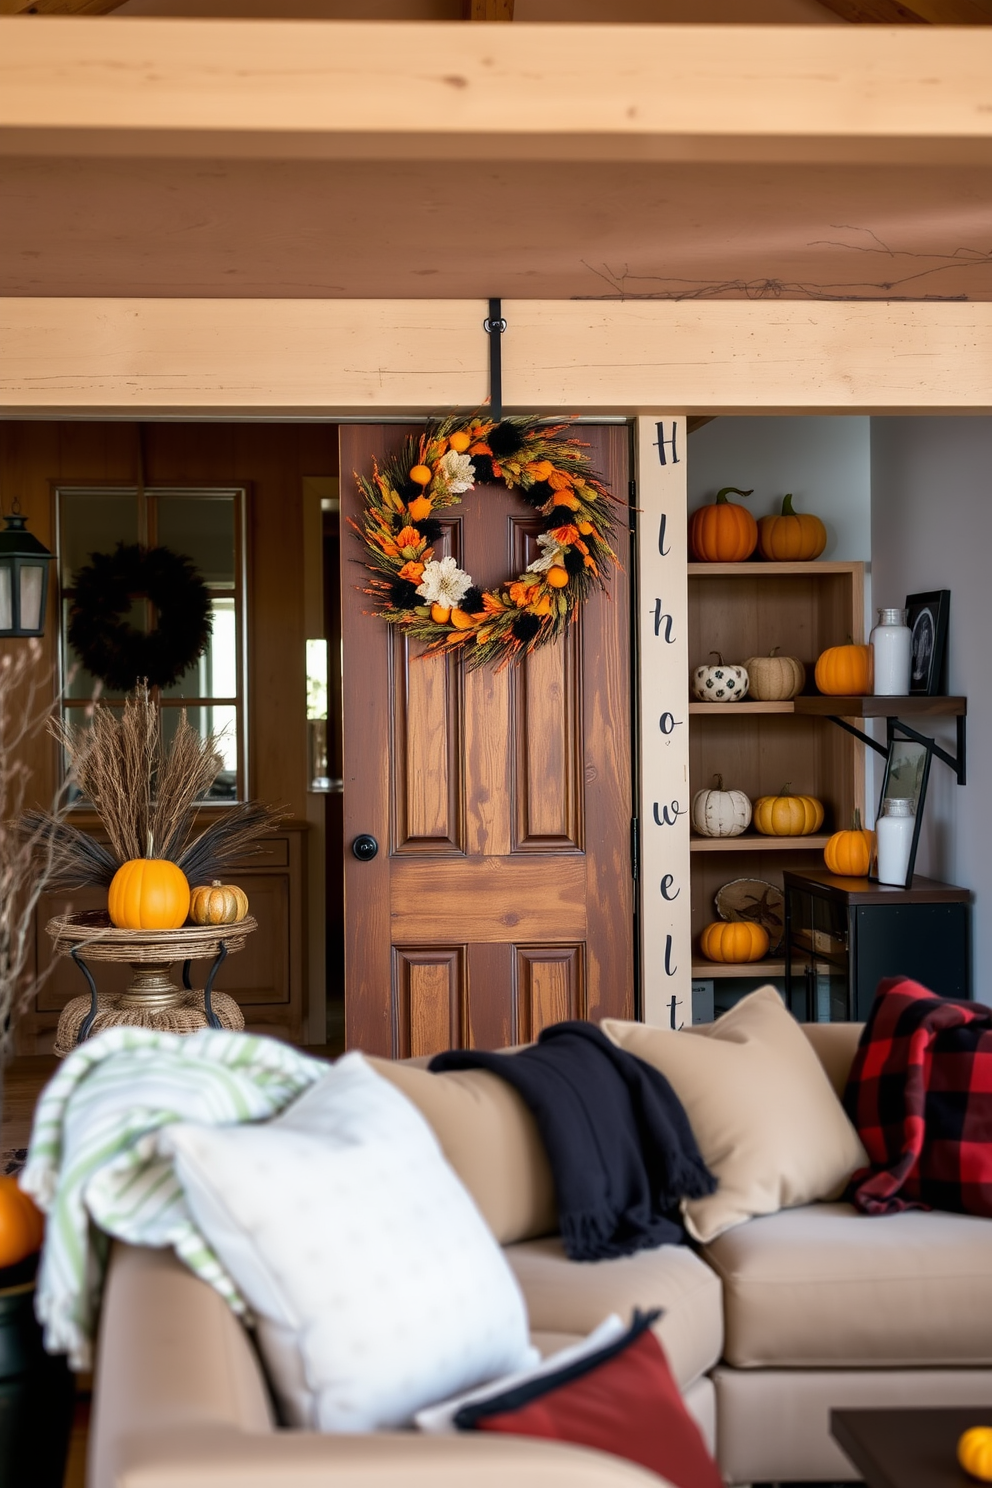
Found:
68,542 -> 213,693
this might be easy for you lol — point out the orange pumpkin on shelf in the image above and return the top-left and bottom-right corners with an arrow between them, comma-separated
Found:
0,1176 -> 44,1269
108,857 -> 191,931
959,1428 -> 992,1482
757,494 -> 827,562
689,488 -> 758,563
824,809 -> 875,878
699,920 -> 770,964
753,787 -> 825,837
188,880 -> 249,926
814,643 -> 873,697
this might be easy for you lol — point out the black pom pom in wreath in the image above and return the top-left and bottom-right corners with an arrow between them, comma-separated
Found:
390,578 -> 421,609
512,614 -> 541,643
487,421 -> 526,459
521,480 -> 554,509
461,586 -> 484,613
417,518 -> 444,544
471,455 -> 495,485
563,548 -> 585,577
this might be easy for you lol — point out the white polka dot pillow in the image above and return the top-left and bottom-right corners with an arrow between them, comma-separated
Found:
163,1051 -> 538,1431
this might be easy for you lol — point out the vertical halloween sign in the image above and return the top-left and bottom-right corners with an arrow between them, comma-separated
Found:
636,416 -> 690,1027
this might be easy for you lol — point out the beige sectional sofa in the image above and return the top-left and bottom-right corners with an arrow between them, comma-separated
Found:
89,1020 -> 992,1488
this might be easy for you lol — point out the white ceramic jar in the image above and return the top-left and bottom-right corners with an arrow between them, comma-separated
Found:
876,797 -> 916,886
870,607 -> 912,696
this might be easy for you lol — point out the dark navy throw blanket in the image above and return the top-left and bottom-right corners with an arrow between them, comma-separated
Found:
430,1021 -> 716,1261
844,977 -> 992,1217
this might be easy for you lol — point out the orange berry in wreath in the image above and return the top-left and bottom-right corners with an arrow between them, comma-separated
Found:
409,464 -> 433,487
448,432 -> 472,454
546,567 -> 570,589
431,603 -> 452,624
407,495 -> 432,522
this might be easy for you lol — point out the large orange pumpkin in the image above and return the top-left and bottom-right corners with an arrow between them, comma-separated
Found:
753,788 -> 825,837
699,920 -> 769,963
824,808 -> 875,878
689,488 -> 757,563
814,643 -> 873,697
757,493 -> 828,562
108,858 -> 190,930
0,1176 -> 44,1269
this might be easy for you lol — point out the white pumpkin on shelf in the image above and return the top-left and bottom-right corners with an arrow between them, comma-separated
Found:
691,652 -> 749,703
743,648 -> 806,702
691,775 -> 752,838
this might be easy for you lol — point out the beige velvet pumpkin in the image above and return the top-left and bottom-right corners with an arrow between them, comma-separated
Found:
743,648 -> 806,702
691,775 -> 752,838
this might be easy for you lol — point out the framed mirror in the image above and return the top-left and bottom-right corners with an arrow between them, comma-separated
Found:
871,734 -> 933,888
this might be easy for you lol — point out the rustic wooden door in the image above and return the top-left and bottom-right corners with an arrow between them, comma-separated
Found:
340,423 -> 634,1058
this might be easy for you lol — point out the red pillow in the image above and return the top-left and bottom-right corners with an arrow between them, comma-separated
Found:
454,1310 -> 723,1488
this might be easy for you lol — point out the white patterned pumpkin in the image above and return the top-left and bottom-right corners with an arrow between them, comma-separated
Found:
691,776 -> 752,838
691,652 -> 748,703
743,648 -> 806,702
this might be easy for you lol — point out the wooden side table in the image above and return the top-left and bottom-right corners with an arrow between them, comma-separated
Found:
46,912 -> 257,1057
832,1407 -> 992,1488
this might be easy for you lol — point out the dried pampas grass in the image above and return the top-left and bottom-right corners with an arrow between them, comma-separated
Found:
35,685 -> 282,889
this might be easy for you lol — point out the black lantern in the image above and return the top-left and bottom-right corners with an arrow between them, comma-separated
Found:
0,504 -> 55,638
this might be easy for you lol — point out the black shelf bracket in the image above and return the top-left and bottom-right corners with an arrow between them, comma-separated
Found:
826,712 -> 966,786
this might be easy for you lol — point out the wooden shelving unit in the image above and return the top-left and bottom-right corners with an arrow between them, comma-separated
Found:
688,559 -> 866,981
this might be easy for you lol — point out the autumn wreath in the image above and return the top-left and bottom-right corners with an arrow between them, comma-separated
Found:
68,542 -> 213,693
356,414 -> 619,668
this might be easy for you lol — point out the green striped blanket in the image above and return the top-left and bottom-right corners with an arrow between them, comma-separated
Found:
21,1026 -> 328,1369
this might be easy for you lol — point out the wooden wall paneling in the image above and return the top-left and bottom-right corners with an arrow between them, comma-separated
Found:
394,946 -> 466,1059
636,415 -> 691,1028
6,300 -> 992,417
514,944 -> 584,1044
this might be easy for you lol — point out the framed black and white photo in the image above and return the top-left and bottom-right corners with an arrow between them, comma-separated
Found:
905,590 -> 950,696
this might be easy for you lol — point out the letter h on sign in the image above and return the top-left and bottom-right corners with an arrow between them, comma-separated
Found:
655,423 -> 679,467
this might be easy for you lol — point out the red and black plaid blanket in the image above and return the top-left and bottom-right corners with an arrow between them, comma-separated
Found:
843,977 -> 992,1217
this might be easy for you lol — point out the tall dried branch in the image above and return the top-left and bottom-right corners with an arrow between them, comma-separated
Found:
177,800 -> 286,887
152,710 -> 223,863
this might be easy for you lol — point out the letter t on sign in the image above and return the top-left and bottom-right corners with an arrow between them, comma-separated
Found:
636,416 -> 690,1028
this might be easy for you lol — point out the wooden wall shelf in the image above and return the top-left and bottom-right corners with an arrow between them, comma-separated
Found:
692,958 -> 786,979
691,833 -> 833,853
793,695 -> 966,717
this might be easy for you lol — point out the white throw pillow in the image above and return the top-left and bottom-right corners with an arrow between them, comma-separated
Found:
163,1051 -> 538,1431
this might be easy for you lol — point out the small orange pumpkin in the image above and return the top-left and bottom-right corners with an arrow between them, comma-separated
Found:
757,493 -> 828,562
189,880 -> 249,926
824,808 -> 875,878
814,643 -> 873,697
960,1429 -> 992,1481
108,858 -> 190,931
0,1176 -> 44,1269
753,787 -> 825,837
699,920 -> 769,964
689,488 -> 758,563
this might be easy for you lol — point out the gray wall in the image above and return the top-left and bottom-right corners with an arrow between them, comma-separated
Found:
871,418 -> 991,999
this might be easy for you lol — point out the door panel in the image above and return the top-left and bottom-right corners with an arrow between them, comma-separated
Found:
341,423 -> 634,1056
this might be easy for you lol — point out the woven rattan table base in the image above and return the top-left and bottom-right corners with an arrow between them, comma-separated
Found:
54,987 -> 245,1058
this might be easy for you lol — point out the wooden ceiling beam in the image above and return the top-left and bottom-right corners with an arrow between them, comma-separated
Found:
815,0 -> 992,21
0,1 -> 128,13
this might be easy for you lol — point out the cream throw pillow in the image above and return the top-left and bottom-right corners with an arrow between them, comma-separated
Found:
601,986 -> 867,1243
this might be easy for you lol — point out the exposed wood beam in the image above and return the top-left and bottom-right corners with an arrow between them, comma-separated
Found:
3,20 -> 992,167
815,0 -> 992,21
2,299 -> 991,418
0,1 -> 127,13
687,417 -> 716,435
464,1 -> 514,17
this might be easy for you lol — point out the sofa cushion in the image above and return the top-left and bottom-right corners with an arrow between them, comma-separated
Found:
165,1052 -> 537,1431
602,987 -> 867,1242
367,1057 -> 558,1246
704,1200 -> 992,1367
505,1236 -> 723,1392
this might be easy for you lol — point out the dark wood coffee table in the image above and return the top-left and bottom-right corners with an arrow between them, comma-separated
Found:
832,1409 -> 992,1488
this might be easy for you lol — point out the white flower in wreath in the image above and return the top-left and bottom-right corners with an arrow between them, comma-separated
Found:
526,532 -> 565,575
416,556 -> 472,609
439,449 -> 476,494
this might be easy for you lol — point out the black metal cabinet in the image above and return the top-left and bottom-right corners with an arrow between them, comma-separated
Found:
783,869 -> 973,1022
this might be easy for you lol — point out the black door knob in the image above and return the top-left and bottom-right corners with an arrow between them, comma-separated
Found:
352,833 -> 379,861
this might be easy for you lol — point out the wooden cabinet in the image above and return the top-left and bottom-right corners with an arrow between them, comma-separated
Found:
22,821 -> 307,1052
688,561 -> 866,982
